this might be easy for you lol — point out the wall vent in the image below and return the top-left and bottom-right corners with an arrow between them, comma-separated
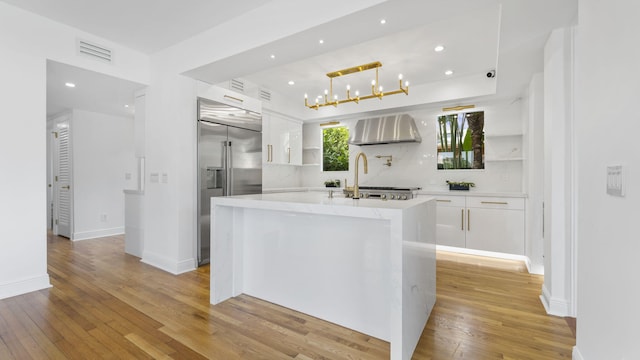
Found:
259,89 -> 272,102
230,79 -> 244,93
77,39 -> 112,63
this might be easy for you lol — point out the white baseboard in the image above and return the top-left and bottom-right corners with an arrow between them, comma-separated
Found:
73,227 -> 124,241
141,250 -> 196,275
573,346 -> 584,360
540,284 -> 571,316
0,274 -> 52,300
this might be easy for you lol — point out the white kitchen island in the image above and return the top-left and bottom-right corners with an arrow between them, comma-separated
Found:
210,192 -> 436,360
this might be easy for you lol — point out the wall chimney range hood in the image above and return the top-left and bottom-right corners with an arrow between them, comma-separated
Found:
348,114 -> 422,145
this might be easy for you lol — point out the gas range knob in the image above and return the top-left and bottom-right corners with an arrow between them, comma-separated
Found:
363,193 -> 369,198
389,194 -> 395,200
381,194 -> 387,199
401,195 -> 408,200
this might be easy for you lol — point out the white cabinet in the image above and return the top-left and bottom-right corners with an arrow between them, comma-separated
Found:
263,112 -> 302,165
466,197 -> 525,254
435,196 -> 466,248
433,195 -> 525,255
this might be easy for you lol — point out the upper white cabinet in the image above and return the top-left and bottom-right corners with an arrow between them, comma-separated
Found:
263,112 -> 302,165
433,194 -> 525,255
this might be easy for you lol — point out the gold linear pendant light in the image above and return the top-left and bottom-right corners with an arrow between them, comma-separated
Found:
304,61 -> 409,110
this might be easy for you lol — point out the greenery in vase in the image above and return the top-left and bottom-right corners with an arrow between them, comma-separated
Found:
446,180 -> 475,187
324,179 -> 341,187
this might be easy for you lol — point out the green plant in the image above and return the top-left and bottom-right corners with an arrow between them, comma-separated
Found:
446,180 -> 475,187
322,127 -> 349,171
324,179 -> 341,187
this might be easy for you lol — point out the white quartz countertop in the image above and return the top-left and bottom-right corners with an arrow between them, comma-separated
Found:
213,192 -> 434,219
263,187 -> 526,198
417,190 -> 527,198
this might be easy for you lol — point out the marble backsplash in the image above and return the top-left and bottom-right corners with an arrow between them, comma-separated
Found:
266,100 -> 525,194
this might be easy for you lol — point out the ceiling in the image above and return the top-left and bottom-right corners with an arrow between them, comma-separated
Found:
1,0 -> 272,53
46,60 -> 145,118
2,0 -> 578,119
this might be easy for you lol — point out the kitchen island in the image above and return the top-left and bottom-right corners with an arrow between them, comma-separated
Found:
210,192 -> 436,360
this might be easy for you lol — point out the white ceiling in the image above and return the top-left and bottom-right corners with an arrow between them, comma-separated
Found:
2,0 -> 578,119
1,0 -> 272,54
47,60 -> 145,118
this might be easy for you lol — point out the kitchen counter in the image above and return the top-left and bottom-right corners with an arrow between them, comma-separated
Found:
210,192 -> 436,360
263,187 -> 527,198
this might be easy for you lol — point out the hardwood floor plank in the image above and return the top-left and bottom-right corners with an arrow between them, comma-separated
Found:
0,233 -> 574,359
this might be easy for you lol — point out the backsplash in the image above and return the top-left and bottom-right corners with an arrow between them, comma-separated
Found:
298,100 -> 524,193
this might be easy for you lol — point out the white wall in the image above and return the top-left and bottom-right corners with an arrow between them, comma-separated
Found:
540,28 -> 575,317
573,0 -> 640,358
300,100 -> 524,193
71,109 -> 135,240
0,47 -> 51,299
0,2 -> 148,299
525,73 -> 545,274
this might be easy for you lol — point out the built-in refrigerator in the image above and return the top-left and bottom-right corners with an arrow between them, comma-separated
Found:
197,98 -> 262,266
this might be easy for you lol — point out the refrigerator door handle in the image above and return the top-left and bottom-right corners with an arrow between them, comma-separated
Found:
227,140 -> 233,195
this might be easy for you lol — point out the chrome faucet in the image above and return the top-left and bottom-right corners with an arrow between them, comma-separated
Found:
353,152 -> 368,199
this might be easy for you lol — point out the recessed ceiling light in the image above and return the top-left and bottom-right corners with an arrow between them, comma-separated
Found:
288,80 -> 295,85
270,54 -> 275,59
434,45 -> 445,52
124,104 -> 130,108
319,39 -> 324,45
65,82 -> 76,88
445,70 -> 454,76
380,19 -> 386,25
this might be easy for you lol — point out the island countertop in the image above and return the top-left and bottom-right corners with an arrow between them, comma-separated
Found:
210,191 -> 437,360
213,191 -> 434,216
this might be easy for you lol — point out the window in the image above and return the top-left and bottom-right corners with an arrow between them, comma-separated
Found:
437,111 -> 485,170
322,126 -> 349,171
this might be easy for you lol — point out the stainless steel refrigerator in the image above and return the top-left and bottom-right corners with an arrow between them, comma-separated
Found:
197,98 -> 262,266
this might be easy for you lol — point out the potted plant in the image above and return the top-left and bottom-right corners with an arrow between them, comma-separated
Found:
446,180 -> 475,191
324,179 -> 341,188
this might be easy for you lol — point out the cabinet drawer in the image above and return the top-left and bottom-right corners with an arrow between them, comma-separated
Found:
466,196 -> 524,210
433,195 -> 465,207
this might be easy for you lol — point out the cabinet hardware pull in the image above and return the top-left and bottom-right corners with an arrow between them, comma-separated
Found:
467,209 -> 471,231
437,199 -> 452,202
268,145 -> 272,162
461,209 -> 464,230
481,201 -> 508,205
223,94 -> 243,102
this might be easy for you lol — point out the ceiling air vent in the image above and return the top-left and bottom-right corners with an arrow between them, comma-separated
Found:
230,79 -> 244,93
259,89 -> 272,102
77,39 -> 112,63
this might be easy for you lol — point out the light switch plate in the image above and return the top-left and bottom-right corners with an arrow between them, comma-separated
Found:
606,165 -> 624,197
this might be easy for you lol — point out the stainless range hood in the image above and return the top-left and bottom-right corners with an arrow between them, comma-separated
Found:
348,114 -> 422,145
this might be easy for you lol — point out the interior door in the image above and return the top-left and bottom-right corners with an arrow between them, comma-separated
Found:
53,121 -> 72,239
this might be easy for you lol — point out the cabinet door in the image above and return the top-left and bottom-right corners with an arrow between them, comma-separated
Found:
263,114 -> 289,164
288,120 -> 302,165
466,207 -> 524,254
436,205 -> 466,247
262,113 -> 272,163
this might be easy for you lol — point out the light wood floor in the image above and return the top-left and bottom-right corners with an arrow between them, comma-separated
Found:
0,234 -> 575,359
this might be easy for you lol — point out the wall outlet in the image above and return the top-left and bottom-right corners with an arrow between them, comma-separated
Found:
125,172 -> 132,180
100,213 -> 107,222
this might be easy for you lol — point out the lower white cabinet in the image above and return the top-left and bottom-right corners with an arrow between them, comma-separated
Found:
434,195 -> 525,255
